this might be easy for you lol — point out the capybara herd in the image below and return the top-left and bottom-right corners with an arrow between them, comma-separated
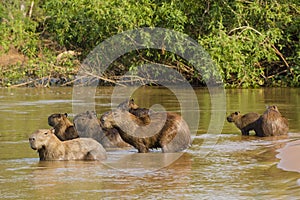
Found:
29,99 -> 192,161
227,105 -> 289,137
29,98 -> 289,161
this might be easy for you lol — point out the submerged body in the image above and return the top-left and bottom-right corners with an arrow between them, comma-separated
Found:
29,129 -> 107,161
74,111 -> 131,148
100,109 -> 191,153
227,111 -> 260,135
255,105 -> 288,137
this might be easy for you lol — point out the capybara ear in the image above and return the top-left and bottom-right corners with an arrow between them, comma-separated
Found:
49,128 -> 55,134
88,111 -> 94,119
130,99 -> 134,103
64,113 -> 68,117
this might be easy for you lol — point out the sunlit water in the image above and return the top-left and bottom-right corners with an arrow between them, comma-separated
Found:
0,87 -> 300,199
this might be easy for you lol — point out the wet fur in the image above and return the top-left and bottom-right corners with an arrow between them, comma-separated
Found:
227,111 -> 260,135
100,109 -> 191,153
254,105 -> 288,137
73,111 -> 131,148
117,99 -> 153,124
29,129 -> 107,161
48,113 -> 79,141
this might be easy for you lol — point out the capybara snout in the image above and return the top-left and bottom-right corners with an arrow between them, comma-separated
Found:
28,136 -> 36,150
226,112 -> 239,123
226,116 -> 233,122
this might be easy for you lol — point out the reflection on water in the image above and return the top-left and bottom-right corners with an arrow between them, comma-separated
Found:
0,87 -> 300,199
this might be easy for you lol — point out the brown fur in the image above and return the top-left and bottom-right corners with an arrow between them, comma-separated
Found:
100,109 -> 191,153
29,129 -> 107,161
73,111 -> 131,148
254,105 -> 289,137
117,99 -> 153,124
48,113 -> 79,141
227,111 -> 260,135
117,99 -> 139,110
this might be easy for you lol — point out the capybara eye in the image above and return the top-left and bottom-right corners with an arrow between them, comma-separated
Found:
100,118 -> 105,123
44,131 -> 48,135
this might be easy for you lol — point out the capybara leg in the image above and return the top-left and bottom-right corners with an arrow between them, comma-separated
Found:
241,129 -> 249,136
137,145 -> 149,153
84,152 -> 96,160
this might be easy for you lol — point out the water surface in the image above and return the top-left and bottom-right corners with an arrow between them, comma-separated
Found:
0,87 -> 300,199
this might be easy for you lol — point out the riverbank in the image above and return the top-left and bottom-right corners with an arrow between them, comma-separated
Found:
1,1 -> 299,88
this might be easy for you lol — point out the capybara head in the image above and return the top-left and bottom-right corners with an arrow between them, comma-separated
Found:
266,105 -> 279,112
100,110 -> 123,129
48,113 -> 68,127
227,111 -> 241,122
100,111 -> 114,129
29,129 -> 54,150
263,105 -> 282,117
73,111 -> 98,131
117,99 -> 139,110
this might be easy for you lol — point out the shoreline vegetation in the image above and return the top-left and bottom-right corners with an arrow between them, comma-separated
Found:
0,0 -> 299,88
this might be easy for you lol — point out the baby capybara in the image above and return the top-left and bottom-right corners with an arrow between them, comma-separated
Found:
227,111 -> 260,135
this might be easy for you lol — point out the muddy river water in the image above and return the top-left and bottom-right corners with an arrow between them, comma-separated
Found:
0,87 -> 300,199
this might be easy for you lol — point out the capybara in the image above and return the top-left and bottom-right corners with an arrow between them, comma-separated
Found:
254,105 -> 288,137
48,113 -> 79,141
117,99 -> 139,111
117,99 -> 153,124
100,109 -> 191,153
73,111 -> 131,148
29,129 -> 107,161
227,111 -> 260,135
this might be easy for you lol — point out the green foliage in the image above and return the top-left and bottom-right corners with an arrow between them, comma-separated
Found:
0,1 -> 39,57
0,0 -> 79,86
0,0 -> 299,87
42,0 -> 187,54
195,0 -> 300,87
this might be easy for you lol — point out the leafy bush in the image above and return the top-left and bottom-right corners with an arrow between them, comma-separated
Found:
0,0 -> 299,87
0,1 -> 39,57
196,0 -> 300,87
